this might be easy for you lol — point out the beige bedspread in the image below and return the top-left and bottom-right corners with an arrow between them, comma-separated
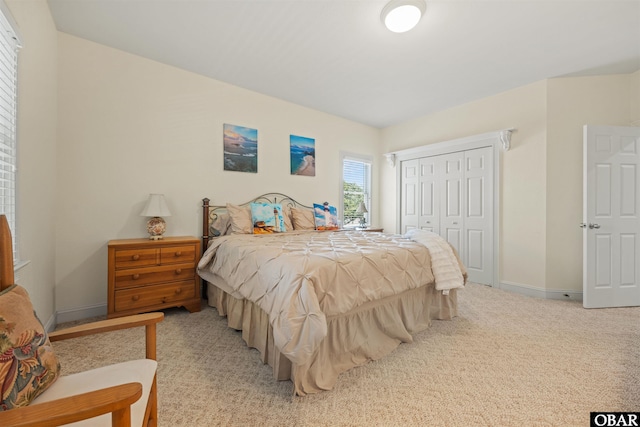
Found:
197,230 -> 459,367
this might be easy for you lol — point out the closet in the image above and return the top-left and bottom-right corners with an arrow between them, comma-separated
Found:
400,146 -> 494,285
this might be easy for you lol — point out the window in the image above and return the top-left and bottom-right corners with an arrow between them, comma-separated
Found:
0,2 -> 21,262
340,153 -> 372,228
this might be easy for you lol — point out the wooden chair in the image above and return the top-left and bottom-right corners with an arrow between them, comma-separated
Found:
0,215 -> 164,427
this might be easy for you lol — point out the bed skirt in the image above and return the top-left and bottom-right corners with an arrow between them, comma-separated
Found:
206,278 -> 457,396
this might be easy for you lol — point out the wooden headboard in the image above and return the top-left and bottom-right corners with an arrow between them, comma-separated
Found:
201,193 -> 313,252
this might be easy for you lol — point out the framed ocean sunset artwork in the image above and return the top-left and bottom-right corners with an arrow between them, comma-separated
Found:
290,134 -> 315,176
224,123 -> 258,173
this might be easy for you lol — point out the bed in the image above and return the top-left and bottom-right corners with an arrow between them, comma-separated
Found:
197,193 -> 466,396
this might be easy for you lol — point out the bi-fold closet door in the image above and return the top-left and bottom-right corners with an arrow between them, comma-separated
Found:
400,146 -> 493,285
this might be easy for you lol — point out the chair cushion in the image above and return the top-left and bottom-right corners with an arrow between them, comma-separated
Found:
32,358 -> 157,427
0,284 -> 61,410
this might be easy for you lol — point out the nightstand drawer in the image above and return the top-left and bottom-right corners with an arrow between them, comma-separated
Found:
114,248 -> 157,269
114,264 -> 195,289
114,281 -> 196,312
160,245 -> 196,264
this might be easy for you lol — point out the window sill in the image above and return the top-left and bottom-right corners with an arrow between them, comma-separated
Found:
14,259 -> 31,272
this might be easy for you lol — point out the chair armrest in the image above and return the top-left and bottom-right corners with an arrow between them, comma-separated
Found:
49,312 -> 164,340
49,312 -> 164,360
0,382 -> 142,427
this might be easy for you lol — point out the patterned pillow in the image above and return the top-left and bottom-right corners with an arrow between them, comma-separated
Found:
250,203 -> 286,234
290,207 -> 316,230
0,284 -> 60,410
313,203 -> 339,231
209,212 -> 231,237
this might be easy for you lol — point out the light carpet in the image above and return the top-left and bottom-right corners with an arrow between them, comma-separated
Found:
54,283 -> 640,426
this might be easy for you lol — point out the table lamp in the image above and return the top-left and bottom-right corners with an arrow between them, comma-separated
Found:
140,193 -> 171,240
356,201 -> 368,227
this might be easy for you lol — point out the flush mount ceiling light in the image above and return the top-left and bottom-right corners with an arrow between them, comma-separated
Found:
381,0 -> 426,33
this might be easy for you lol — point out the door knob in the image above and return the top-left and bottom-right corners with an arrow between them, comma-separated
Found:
589,223 -> 600,229
579,223 -> 587,229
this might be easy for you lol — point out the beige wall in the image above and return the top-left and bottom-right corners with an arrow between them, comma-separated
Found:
381,81 -> 549,290
545,74 -> 633,291
6,0 -> 58,326
381,73 -> 637,295
56,33 -> 380,317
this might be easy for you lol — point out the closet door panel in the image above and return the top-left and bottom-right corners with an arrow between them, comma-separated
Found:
400,159 -> 419,232
445,228 -> 462,255
467,177 -> 484,217
467,229 -> 484,269
398,144 -> 495,286
440,152 -> 464,255
464,147 -> 493,284
419,156 -> 439,233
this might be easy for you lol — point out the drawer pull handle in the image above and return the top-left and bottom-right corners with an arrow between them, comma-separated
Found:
175,288 -> 182,294
132,295 -> 139,301
175,269 -> 182,275
132,274 -> 140,280
132,255 -> 140,261
162,297 -> 167,303
175,251 -> 182,257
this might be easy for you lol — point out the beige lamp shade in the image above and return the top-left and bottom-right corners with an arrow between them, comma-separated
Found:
355,201 -> 368,214
140,193 -> 172,217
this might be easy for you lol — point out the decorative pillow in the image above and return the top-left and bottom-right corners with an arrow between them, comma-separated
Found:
210,212 -> 231,237
281,206 -> 294,232
226,203 -> 252,234
250,203 -> 286,234
313,202 -> 339,231
0,284 -> 60,411
290,207 -> 316,230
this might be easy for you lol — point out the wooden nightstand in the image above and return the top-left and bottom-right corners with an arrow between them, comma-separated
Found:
107,236 -> 201,318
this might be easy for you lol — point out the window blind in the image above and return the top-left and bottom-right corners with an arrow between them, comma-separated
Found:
342,157 -> 371,227
0,4 -> 20,261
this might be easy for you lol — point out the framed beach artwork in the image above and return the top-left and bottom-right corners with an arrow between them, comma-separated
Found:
224,123 -> 258,173
290,134 -> 315,176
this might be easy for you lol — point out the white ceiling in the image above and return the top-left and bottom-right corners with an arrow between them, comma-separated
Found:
47,0 -> 640,129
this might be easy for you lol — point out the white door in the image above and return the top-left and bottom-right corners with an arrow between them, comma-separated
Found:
464,147 -> 494,285
400,147 -> 495,285
439,152 -> 464,254
419,156 -> 439,233
583,125 -> 640,308
400,159 -> 419,233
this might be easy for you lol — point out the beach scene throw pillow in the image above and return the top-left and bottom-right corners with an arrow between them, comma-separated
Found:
250,203 -> 286,234
313,203 -> 339,231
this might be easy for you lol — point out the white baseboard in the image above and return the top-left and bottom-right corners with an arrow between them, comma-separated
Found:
499,281 -> 583,302
43,313 -> 56,333
55,303 -> 108,325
